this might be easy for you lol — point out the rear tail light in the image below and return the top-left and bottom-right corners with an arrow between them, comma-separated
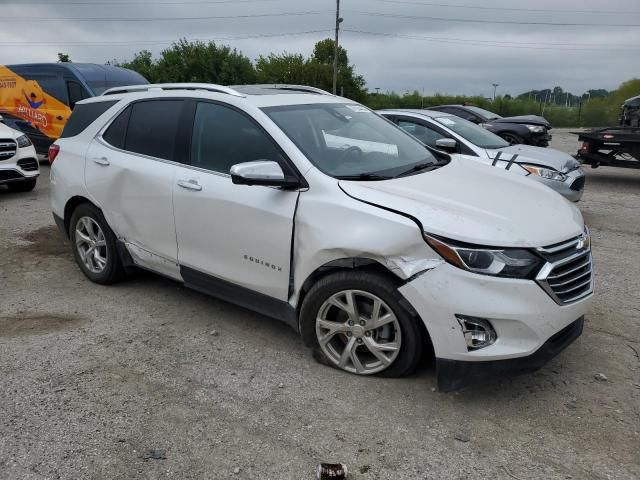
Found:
48,144 -> 60,164
579,142 -> 589,153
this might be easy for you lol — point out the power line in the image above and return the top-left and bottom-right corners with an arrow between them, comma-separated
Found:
343,29 -> 640,51
0,11 -> 325,22
346,10 -> 640,27
0,30 -> 334,47
369,0 -> 640,15
11,0 -> 277,4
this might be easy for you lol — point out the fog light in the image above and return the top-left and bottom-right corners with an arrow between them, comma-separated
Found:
455,315 -> 497,350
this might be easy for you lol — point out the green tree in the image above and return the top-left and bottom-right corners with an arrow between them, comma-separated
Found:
114,50 -> 158,82
255,53 -> 308,84
57,53 -> 71,63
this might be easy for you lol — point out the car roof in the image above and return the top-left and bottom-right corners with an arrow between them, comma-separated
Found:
77,83 -> 353,108
378,109 -> 454,119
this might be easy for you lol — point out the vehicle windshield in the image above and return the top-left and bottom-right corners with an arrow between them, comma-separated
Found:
263,103 -> 439,179
464,105 -> 502,120
433,116 -> 509,149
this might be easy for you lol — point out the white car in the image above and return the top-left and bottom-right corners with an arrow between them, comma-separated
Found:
0,115 -> 39,192
379,109 -> 585,202
49,84 -> 593,391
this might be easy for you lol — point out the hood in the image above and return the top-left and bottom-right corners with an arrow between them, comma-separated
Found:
0,121 -> 21,139
492,115 -> 551,128
339,158 -> 583,248
486,144 -> 581,172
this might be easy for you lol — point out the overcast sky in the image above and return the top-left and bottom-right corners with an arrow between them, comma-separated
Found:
1,0 -> 639,97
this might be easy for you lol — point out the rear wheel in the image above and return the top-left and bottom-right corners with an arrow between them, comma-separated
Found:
500,132 -> 523,145
7,178 -> 36,192
69,203 -> 124,284
300,271 -> 423,377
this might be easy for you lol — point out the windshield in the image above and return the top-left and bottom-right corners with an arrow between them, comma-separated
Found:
464,105 -> 501,120
263,103 -> 438,179
433,116 -> 509,149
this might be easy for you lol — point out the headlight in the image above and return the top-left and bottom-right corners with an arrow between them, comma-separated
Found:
522,164 -> 566,182
16,135 -> 32,148
525,124 -> 545,133
424,235 -> 543,279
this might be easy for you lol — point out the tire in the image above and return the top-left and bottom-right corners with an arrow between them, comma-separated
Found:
300,270 -> 424,378
499,132 -> 523,145
69,203 -> 125,285
7,178 -> 36,192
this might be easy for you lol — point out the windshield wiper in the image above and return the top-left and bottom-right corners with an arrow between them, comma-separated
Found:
394,160 -> 444,178
335,173 -> 392,181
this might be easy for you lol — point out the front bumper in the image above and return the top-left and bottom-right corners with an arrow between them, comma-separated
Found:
398,263 -> 592,391
530,132 -> 552,147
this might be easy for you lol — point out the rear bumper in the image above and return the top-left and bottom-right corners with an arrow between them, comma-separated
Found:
436,317 -> 583,392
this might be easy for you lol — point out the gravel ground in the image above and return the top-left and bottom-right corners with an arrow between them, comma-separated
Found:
1,129 -> 638,479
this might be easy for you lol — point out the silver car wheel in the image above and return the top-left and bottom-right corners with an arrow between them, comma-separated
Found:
75,216 -> 108,274
315,289 -> 402,375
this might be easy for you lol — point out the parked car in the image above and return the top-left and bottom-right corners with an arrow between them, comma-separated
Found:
427,104 -> 552,147
50,83 -> 593,391
0,63 -> 148,154
379,109 -> 585,202
0,114 -> 39,192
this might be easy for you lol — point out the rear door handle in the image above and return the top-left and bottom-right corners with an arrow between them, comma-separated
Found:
177,179 -> 202,191
92,156 -> 110,166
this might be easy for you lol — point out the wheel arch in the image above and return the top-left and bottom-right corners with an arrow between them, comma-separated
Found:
63,195 -> 97,235
295,257 -> 433,355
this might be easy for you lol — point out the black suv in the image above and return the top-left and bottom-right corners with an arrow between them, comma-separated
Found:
427,104 -> 552,147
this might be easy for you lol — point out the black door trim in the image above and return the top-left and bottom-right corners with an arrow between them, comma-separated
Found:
181,266 -> 298,331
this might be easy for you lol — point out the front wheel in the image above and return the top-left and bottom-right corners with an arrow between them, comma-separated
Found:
300,271 -> 424,377
500,132 -> 523,145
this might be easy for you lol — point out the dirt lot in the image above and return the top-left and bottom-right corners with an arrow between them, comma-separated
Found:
1,129 -> 638,479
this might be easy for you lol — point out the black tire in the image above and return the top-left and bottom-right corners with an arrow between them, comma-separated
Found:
500,132 -> 524,145
7,178 -> 36,192
300,270 -> 424,378
69,203 -> 125,285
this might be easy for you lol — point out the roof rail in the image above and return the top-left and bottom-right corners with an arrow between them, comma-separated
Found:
235,84 -> 334,96
101,83 -> 245,97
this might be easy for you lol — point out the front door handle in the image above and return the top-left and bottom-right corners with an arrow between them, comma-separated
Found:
92,156 -> 110,166
177,179 -> 202,191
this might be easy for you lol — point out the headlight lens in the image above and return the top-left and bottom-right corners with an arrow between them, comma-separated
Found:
525,124 -> 545,133
522,164 -> 566,182
424,235 -> 543,279
16,135 -> 32,148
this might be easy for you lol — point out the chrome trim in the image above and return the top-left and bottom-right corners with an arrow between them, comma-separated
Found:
535,233 -> 593,305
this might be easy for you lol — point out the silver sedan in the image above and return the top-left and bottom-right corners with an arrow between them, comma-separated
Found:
379,109 -> 585,202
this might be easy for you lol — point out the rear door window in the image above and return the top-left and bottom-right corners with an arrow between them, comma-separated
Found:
123,100 -> 183,161
60,100 -> 117,138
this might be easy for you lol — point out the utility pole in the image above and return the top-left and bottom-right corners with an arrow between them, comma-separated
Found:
333,0 -> 343,95
492,83 -> 499,101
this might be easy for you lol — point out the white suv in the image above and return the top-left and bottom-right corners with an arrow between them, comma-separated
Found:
50,84 -> 593,391
0,115 -> 39,192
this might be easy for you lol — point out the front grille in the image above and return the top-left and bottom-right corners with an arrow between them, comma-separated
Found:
0,139 -> 17,160
570,176 -> 586,192
0,170 -> 23,182
17,158 -> 39,171
536,234 -> 593,305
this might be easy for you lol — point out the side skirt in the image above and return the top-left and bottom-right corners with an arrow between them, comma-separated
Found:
180,266 -> 299,332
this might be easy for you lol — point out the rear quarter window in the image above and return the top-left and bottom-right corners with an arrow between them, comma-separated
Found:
59,100 -> 118,138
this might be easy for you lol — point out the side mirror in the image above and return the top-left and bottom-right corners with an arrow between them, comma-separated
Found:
435,138 -> 457,152
230,160 -> 300,188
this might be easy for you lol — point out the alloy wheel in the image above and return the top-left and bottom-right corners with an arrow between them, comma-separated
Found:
315,289 -> 402,375
75,216 -> 108,274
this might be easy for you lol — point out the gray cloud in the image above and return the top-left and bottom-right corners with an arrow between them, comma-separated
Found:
1,0 -> 639,96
